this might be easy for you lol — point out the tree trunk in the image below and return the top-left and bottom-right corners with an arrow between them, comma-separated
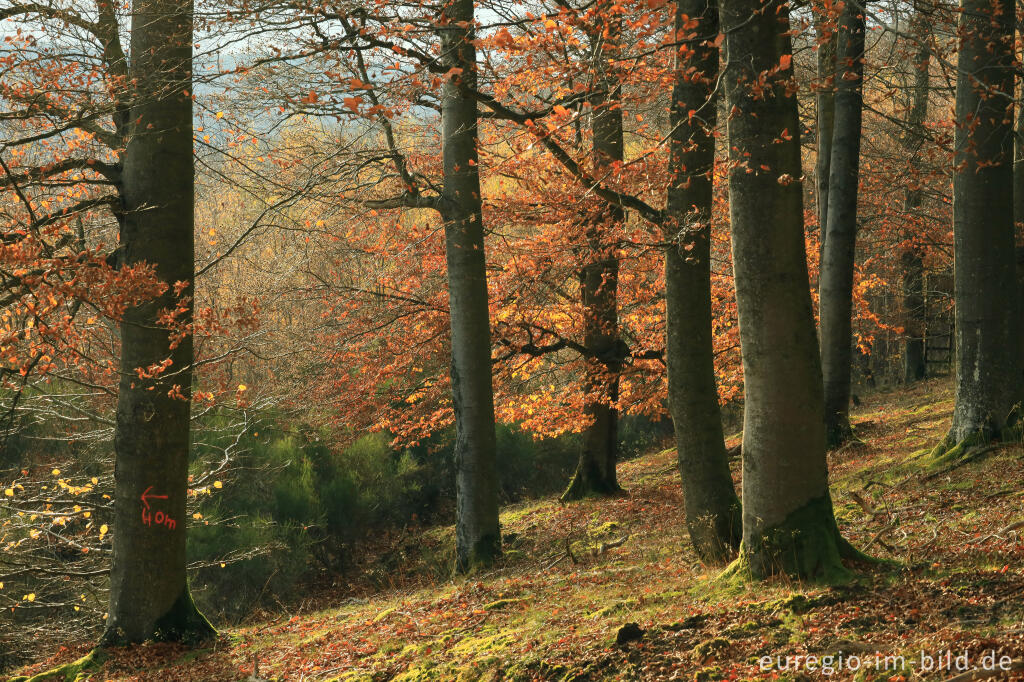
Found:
902,250 -> 926,381
942,0 -> 1020,450
819,0 -> 866,448
721,0 -> 854,580
664,0 -> 740,563
562,6 -> 625,502
901,8 -> 930,384
815,13 -> 836,258
103,0 -> 214,645
439,0 -> 502,571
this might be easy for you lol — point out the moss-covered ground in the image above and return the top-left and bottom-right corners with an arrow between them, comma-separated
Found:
12,379 -> 1024,680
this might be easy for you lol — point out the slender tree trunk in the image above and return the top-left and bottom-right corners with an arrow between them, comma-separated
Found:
664,0 -> 740,563
439,0 -> 502,571
815,13 -> 836,258
103,0 -> 214,645
902,250 -> 926,381
819,0 -> 866,448
901,8 -> 930,383
721,0 -> 855,580
1014,24 -> 1024,375
941,0 -> 1020,450
562,6 -> 625,502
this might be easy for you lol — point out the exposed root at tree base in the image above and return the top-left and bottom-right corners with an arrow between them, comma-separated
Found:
10,649 -> 105,682
718,496 -> 864,585
560,475 -> 626,503
925,424 -> 1020,475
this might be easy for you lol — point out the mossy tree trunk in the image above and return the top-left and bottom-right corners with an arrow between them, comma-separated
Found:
439,0 -> 503,571
103,0 -> 214,645
944,0 -> 1021,450
664,0 -> 741,563
721,0 -> 854,579
562,2 -> 626,502
819,0 -> 866,448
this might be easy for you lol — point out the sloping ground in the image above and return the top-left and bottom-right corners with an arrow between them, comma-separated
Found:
14,379 -> 1024,681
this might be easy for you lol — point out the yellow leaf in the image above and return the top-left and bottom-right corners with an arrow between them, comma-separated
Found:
99,524 -> 108,538
3,489 -> 11,497
213,481 -> 223,489
237,384 -> 247,392
216,111 -> 224,119
25,593 -> 34,602
51,468 -> 60,476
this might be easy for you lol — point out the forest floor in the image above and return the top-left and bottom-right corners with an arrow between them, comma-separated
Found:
14,378 -> 1024,681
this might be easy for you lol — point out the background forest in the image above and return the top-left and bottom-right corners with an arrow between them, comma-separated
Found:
1,0 -> 1023,678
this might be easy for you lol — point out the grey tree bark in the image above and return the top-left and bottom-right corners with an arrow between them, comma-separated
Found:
664,0 -> 741,563
103,0 -> 214,644
562,5 -> 626,501
940,0 -> 1021,451
819,0 -> 866,448
815,15 -> 836,258
439,0 -> 503,571
721,0 -> 855,579
901,7 -> 931,384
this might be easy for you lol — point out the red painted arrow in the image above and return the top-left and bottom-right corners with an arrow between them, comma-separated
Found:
140,485 -> 168,510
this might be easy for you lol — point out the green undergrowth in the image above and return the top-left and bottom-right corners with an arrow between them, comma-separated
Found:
11,378 -> 1024,681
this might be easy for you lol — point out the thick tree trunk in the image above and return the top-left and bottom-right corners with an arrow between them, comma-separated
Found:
815,15 -> 836,257
942,0 -> 1020,450
103,0 -> 214,645
721,0 -> 854,580
439,0 -> 502,571
664,0 -> 740,563
562,7 -> 625,502
901,9 -> 930,384
819,0 -> 866,448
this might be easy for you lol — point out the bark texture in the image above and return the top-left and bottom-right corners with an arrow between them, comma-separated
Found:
664,0 -> 740,563
562,5 -> 626,501
815,15 -> 836,254
901,8 -> 930,383
722,0 -> 852,579
819,0 -> 866,448
104,0 -> 214,644
946,0 -> 1020,446
439,0 -> 503,571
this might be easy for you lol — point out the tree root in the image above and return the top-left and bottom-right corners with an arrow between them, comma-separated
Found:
12,649 -> 105,682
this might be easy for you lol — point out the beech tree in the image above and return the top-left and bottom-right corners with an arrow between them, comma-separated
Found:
103,0 -> 214,643
560,0 -> 629,501
266,0 -> 505,569
664,0 -> 740,561
899,5 -> 931,384
438,0 -> 504,569
721,0 -> 857,578
819,0 -> 867,447
931,0 -> 1020,457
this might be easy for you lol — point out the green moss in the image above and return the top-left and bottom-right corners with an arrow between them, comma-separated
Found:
372,607 -> 396,623
694,665 -> 723,681
588,522 -> 620,536
720,496 -> 856,583
457,533 -> 502,574
589,598 -> 638,618
693,637 -> 732,660
18,650 -> 105,682
483,597 -> 527,611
